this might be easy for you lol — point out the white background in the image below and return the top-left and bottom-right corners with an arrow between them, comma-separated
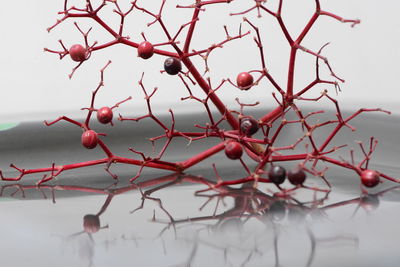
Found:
0,0 -> 399,123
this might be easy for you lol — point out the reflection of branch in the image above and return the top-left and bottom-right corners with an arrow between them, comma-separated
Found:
1,175 -> 398,266
169,233 -> 199,267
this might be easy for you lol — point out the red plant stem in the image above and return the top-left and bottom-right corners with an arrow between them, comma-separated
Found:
270,154 -> 308,162
98,140 -> 114,158
379,173 -> 400,183
275,7 -> 293,44
321,156 -> 357,172
318,108 -> 390,153
296,12 -> 319,45
319,10 -> 360,25
71,9 -> 239,130
217,177 -> 271,186
8,0 -> 393,188
259,106 -> 285,124
295,79 -> 336,97
179,142 -> 226,169
180,57 -> 239,130
183,8 -> 200,53
113,156 -> 178,170
286,6 -> 320,98
286,47 -> 297,99
19,157 -> 179,178
318,124 -> 342,152
22,159 -> 108,175
154,130 -> 265,144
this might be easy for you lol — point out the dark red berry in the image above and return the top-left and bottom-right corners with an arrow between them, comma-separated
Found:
81,130 -> 98,149
224,141 -> 243,160
69,44 -> 87,62
360,169 -> 380,188
138,41 -> 154,59
236,72 -> 254,90
268,165 -> 286,185
97,107 -> 113,124
83,214 -> 100,233
164,57 -> 182,75
240,117 -> 259,136
287,167 -> 306,185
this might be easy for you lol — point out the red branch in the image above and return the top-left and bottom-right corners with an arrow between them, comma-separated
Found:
1,0 -> 397,193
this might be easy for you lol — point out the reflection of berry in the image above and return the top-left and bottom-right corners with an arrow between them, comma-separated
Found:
218,218 -> 243,234
224,141 -> 243,160
164,57 -> 182,75
360,195 -> 380,212
138,41 -> 154,59
361,170 -> 380,188
81,130 -> 98,149
288,167 -> 306,185
268,165 -> 286,185
240,117 -> 259,136
236,72 -> 254,90
69,44 -> 87,62
97,107 -> 113,124
288,207 -> 306,222
83,214 -> 100,233
268,201 -> 287,221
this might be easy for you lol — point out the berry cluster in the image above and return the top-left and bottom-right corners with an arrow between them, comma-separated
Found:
0,0 -> 398,194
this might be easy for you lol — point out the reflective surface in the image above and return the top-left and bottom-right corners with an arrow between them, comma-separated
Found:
0,111 -> 399,267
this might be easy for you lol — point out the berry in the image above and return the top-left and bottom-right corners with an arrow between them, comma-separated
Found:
97,107 -> 113,124
268,165 -> 286,185
224,141 -> 243,160
360,169 -> 380,188
83,214 -> 100,233
138,41 -> 154,59
164,57 -> 182,75
69,44 -> 87,62
81,130 -> 98,149
240,117 -> 259,136
287,167 -> 306,185
236,72 -> 254,90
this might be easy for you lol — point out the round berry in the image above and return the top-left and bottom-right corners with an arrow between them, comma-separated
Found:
360,169 -> 380,188
138,41 -> 154,59
83,214 -> 100,233
69,44 -> 87,62
164,57 -> 182,75
287,167 -> 306,185
97,107 -> 113,124
236,72 -> 254,90
240,117 -> 259,136
224,141 -> 243,160
81,130 -> 98,149
268,165 -> 286,185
